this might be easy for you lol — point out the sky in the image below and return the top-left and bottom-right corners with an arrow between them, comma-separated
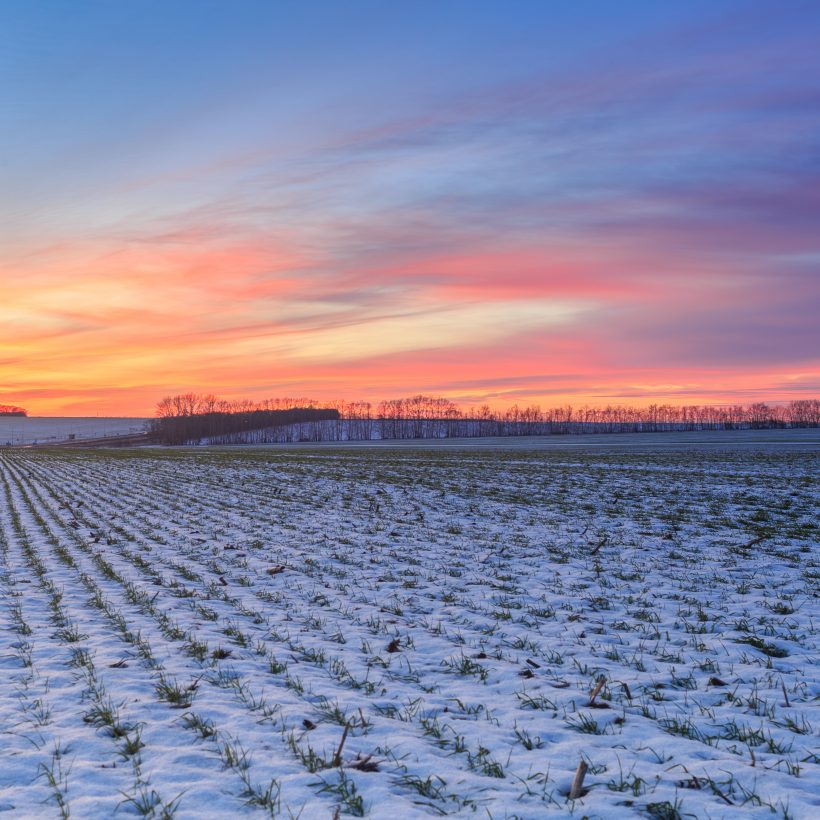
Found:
1,1 -> 819,416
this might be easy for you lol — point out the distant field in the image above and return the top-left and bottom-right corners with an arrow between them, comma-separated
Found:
248,427 -> 820,451
0,418 -> 148,446
0,444 -> 817,817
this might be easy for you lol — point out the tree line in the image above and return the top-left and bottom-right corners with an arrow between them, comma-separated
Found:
152,393 -> 820,444
150,394 -> 339,444
0,405 -> 27,416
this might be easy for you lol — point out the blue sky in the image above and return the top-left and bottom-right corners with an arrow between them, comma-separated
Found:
1,1 -> 818,414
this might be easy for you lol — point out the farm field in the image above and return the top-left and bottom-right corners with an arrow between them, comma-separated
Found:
0,444 -> 817,818
0,418 -> 147,447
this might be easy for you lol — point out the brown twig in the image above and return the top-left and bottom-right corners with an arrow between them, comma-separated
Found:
332,721 -> 352,767
589,534 -> 608,556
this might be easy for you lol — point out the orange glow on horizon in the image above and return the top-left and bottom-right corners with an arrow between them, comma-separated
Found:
3,3 -> 817,417
2,229 -> 817,417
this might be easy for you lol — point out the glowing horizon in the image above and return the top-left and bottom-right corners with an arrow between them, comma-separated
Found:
2,1 -> 818,417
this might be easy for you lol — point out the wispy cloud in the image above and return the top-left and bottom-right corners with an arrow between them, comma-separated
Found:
1,1 -> 817,414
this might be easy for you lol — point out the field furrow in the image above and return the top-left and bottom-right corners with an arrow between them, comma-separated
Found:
1,445 -> 817,818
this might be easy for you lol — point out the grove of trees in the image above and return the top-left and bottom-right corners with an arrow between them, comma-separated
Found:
150,394 -> 339,445
152,393 -> 820,444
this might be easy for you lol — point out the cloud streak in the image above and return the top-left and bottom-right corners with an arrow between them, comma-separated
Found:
1,1 -> 818,414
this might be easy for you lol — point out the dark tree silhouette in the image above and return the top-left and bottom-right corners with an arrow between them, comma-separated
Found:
150,394 -> 339,445
150,394 -> 820,444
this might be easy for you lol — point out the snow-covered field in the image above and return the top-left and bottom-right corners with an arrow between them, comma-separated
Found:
0,418 -> 147,446
0,443 -> 817,818
241,428 -> 820,452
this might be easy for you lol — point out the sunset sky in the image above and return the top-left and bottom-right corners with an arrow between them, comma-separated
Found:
2,1 -> 819,416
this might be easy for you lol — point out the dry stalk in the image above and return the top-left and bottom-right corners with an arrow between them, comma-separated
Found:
332,721 -> 352,767
569,759 -> 588,799
588,676 -> 606,706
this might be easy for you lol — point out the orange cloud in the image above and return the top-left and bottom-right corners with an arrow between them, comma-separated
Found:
2,221 -> 816,416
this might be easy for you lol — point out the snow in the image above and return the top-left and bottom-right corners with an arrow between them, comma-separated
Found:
0,440 -> 817,817
220,427 -> 820,451
0,418 -> 148,446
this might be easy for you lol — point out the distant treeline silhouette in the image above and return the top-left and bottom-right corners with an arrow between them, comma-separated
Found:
0,405 -> 27,417
152,393 -> 820,444
150,394 -> 339,444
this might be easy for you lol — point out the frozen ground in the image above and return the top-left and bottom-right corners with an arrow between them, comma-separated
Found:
0,443 -> 817,818
0,418 -> 148,446
232,428 -> 820,452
